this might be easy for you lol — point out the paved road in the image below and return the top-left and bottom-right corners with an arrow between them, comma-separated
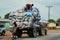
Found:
0,32 -> 60,40
19,32 -> 60,40
0,30 -> 60,40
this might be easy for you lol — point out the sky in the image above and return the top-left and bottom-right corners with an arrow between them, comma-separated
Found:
0,0 -> 60,21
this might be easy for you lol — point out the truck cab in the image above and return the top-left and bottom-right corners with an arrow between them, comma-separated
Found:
0,24 -> 6,35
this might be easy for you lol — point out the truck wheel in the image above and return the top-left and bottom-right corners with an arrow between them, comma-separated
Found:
39,27 -> 45,36
45,29 -> 47,35
41,28 -> 45,36
38,27 -> 42,36
28,28 -> 37,37
16,28 -> 22,38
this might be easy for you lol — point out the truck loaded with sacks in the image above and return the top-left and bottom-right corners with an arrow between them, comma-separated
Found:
9,4 -> 47,38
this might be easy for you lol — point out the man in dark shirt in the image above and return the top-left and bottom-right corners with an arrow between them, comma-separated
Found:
12,20 -> 17,38
13,21 -> 17,27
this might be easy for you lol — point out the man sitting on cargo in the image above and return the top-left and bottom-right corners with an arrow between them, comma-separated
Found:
24,4 -> 34,12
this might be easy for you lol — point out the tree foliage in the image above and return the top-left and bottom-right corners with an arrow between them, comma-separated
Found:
56,18 -> 60,25
4,12 -> 10,19
48,19 -> 56,23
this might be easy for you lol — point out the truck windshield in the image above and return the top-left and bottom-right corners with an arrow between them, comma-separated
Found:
0,25 -> 4,28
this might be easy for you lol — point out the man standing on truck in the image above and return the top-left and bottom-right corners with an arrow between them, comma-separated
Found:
24,4 -> 39,13
24,4 -> 34,11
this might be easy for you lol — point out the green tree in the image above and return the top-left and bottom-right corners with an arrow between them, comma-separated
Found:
48,19 -> 56,23
4,12 -> 10,19
56,18 -> 60,25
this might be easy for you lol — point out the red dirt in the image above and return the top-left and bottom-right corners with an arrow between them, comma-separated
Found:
48,30 -> 57,33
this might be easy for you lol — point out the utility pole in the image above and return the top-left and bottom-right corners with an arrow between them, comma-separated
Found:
46,6 -> 53,20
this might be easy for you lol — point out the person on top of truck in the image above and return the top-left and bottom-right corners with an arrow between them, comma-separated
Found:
24,4 -> 33,11
24,4 -> 39,13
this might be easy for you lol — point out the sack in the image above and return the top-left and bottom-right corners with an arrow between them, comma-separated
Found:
9,26 -> 17,33
9,26 -> 14,32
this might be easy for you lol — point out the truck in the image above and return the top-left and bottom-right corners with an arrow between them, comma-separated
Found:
9,4 -> 47,38
0,24 -> 6,35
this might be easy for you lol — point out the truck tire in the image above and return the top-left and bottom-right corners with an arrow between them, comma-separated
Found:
39,27 -> 45,36
45,29 -> 47,35
16,28 -> 22,38
41,28 -> 45,36
38,27 -> 42,36
28,28 -> 37,37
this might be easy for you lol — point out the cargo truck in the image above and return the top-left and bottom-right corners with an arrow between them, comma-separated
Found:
9,4 -> 47,38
